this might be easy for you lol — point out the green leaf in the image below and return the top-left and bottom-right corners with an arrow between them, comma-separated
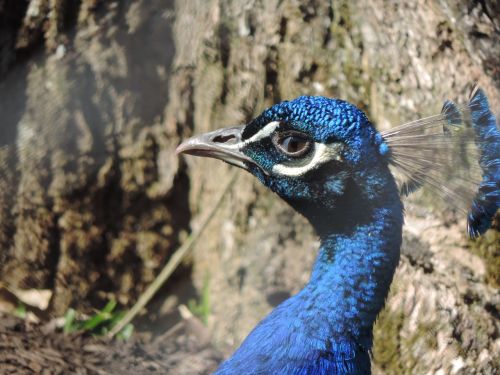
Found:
187,274 -> 210,325
63,308 -> 77,333
81,300 -> 117,331
62,300 -> 133,340
117,323 -> 134,341
14,303 -> 26,319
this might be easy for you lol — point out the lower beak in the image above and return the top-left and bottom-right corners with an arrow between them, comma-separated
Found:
176,125 -> 253,170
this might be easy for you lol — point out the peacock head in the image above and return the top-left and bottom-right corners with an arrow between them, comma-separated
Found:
177,96 -> 395,231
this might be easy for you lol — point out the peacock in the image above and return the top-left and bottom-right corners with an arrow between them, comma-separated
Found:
176,86 -> 499,374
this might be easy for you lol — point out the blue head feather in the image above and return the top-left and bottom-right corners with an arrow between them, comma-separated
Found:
243,96 -> 387,164
241,97 -> 394,235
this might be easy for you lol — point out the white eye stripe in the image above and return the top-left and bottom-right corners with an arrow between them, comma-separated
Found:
245,121 -> 280,144
218,121 -> 280,150
272,143 -> 343,177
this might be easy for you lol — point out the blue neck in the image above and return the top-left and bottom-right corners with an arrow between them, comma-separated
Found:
300,167 -> 403,349
280,166 -> 403,350
216,169 -> 403,374
305,201 -> 403,351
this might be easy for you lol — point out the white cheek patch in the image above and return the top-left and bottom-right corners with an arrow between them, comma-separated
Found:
272,143 -> 344,177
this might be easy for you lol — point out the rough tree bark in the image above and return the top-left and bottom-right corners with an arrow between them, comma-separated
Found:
0,0 -> 498,373
0,0 -> 188,314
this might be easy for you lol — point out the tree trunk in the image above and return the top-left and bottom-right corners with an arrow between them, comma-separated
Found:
0,0 -> 189,315
0,0 -> 498,373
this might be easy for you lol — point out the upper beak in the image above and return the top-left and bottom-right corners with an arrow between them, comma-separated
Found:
176,125 -> 254,170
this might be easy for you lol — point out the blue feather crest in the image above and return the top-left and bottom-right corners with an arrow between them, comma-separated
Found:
382,86 -> 499,238
467,87 -> 500,237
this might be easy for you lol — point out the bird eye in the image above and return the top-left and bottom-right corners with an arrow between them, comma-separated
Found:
272,132 -> 312,157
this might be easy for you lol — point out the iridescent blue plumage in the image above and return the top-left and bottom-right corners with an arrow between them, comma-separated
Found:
176,87 -> 498,375
467,87 -> 500,237
181,97 -> 403,374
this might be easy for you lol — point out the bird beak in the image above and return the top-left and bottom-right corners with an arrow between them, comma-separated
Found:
176,125 -> 254,171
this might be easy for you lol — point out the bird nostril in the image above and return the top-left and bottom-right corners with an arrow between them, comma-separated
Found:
213,134 -> 238,144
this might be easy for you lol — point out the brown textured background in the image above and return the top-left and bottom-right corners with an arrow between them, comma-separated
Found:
0,0 -> 498,373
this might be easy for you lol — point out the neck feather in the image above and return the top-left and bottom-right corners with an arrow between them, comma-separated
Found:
214,168 -> 403,374
293,171 -> 403,350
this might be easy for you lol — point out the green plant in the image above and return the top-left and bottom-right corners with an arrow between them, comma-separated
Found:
188,275 -> 210,325
14,302 -> 26,319
63,300 -> 134,340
